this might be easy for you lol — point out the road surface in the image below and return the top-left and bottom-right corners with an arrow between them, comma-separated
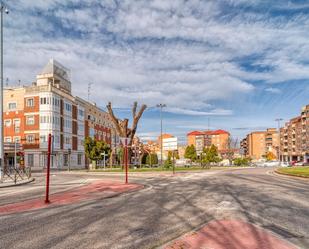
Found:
0,167 -> 308,249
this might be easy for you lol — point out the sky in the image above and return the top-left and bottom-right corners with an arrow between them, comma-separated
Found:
3,0 -> 309,144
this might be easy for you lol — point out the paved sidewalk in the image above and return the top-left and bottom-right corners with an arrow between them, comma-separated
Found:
0,180 -> 143,215
0,177 -> 35,188
164,220 -> 298,249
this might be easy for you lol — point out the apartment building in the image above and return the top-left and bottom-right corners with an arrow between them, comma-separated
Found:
281,116 -> 303,162
246,131 -> 266,160
156,134 -> 178,160
241,128 -> 279,160
187,129 -> 230,155
3,59 -> 114,170
301,105 -> 309,163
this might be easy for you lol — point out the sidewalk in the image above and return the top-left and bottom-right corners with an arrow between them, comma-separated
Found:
0,180 -> 143,215
0,177 -> 35,188
163,219 -> 297,249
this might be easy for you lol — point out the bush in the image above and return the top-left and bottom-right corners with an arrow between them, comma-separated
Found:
234,157 -> 250,166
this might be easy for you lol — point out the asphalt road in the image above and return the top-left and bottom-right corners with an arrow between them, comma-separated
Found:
0,167 -> 308,249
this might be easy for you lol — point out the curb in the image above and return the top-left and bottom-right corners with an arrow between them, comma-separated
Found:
273,170 -> 309,180
0,177 -> 35,188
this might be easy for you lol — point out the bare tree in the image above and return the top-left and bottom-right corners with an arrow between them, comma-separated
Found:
225,137 -> 238,166
106,101 -> 147,146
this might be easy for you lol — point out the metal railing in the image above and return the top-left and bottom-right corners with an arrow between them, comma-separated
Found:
0,166 -> 31,184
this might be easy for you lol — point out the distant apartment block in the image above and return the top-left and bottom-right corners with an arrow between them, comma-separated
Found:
3,59 -> 115,170
187,129 -> 230,155
280,105 -> 309,163
240,128 -> 279,160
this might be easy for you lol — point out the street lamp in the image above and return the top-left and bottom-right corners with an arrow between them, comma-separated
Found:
275,118 -> 283,165
0,2 -> 9,179
156,104 -> 166,166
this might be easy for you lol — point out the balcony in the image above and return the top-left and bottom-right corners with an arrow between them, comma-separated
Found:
23,142 -> 40,150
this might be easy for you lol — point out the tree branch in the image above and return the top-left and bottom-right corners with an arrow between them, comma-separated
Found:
106,102 -> 123,137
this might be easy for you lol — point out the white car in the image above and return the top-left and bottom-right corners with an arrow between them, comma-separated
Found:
280,162 -> 290,167
263,161 -> 280,167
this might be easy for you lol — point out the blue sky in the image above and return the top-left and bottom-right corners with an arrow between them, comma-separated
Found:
4,0 -> 309,143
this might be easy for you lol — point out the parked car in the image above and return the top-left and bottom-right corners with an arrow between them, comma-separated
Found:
263,161 -> 280,167
294,161 -> 306,166
280,162 -> 290,167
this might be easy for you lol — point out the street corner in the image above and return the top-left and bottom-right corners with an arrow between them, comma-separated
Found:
0,180 -> 144,216
0,177 -> 35,188
163,219 -> 298,249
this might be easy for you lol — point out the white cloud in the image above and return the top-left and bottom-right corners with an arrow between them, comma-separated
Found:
265,87 -> 281,94
3,0 -> 309,117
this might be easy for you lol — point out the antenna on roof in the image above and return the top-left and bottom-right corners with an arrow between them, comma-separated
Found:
5,78 -> 8,87
88,82 -> 93,101
18,80 -> 21,86
208,118 -> 210,131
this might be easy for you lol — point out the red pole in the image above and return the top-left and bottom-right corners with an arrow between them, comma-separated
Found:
125,139 -> 128,184
45,134 -> 52,204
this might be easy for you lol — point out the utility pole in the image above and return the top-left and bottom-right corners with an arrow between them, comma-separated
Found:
0,2 -> 9,180
156,104 -> 166,166
275,118 -> 283,165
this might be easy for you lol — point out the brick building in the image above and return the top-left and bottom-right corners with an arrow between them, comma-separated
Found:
3,59 -> 115,170
187,129 -> 230,155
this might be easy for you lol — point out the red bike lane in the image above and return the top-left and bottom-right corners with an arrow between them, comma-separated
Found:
0,180 -> 143,215
164,219 -> 298,249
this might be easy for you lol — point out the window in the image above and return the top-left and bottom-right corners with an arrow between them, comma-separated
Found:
40,97 -> 50,105
4,137 -> 11,142
27,154 -> 34,167
65,136 -> 71,144
14,137 -> 21,143
40,135 -> 47,143
63,154 -> 69,166
26,135 -> 35,143
26,116 -> 35,125
8,102 -> 17,110
4,119 -> 11,127
65,103 -> 72,112
40,97 -> 46,105
26,98 -> 34,107
14,119 -> 20,133
78,109 -> 84,117
78,154 -> 82,165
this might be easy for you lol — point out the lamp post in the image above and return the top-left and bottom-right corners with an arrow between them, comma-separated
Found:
0,2 -> 9,179
156,104 -> 166,166
275,118 -> 283,165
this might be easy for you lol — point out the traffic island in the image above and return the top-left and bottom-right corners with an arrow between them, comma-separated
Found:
0,180 -> 143,215
163,220 -> 297,249
275,167 -> 309,178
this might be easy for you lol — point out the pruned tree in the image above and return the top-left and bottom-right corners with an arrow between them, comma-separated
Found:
225,137 -> 238,166
107,102 -> 147,146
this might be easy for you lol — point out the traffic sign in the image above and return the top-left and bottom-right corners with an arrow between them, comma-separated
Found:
120,137 -> 131,146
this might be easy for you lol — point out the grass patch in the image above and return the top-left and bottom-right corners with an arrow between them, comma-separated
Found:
276,167 -> 309,178
90,166 -> 250,173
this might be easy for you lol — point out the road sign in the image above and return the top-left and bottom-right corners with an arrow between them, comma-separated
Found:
120,137 -> 131,146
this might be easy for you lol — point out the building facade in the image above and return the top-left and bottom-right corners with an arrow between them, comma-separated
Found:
3,59 -> 114,170
241,128 -> 279,160
280,116 -> 304,162
187,129 -> 230,155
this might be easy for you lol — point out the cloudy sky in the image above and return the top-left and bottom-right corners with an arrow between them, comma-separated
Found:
4,0 -> 309,143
